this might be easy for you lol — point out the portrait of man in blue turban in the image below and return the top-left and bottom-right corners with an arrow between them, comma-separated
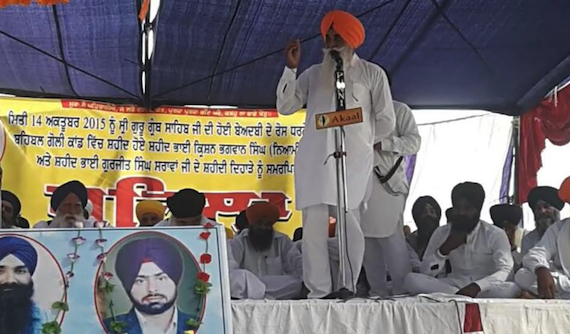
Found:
103,235 -> 199,334
0,236 -> 49,334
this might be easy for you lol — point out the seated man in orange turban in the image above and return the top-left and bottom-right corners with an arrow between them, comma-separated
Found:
277,10 -> 395,299
227,202 -> 303,300
136,200 -> 165,227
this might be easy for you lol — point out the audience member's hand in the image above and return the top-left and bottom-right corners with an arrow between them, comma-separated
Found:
439,232 -> 467,256
536,267 -> 556,299
456,283 -> 481,298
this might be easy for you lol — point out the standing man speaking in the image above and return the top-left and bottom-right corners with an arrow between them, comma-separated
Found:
276,10 -> 395,298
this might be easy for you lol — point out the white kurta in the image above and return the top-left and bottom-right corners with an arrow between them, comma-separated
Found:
34,219 -> 111,228
521,228 -> 542,256
516,218 -> 570,297
361,100 -> 421,237
405,221 -> 516,297
154,216 -> 216,227
228,230 -> 303,300
276,55 -> 395,210
407,241 -> 423,273
360,101 -> 419,295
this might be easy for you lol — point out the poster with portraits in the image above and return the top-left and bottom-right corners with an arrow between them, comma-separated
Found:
0,226 -> 232,334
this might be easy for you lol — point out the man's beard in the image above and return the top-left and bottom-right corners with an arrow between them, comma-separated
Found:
536,210 -> 560,234
1,214 -> 16,228
0,282 -> 34,333
320,47 -> 354,90
418,216 -> 439,241
130,292 -> 176,316
451,214 -> 480,234
52,213 -> 85,228
248,226 -> 274,252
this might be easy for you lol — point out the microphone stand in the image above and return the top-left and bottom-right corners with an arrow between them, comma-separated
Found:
327,51 -> 355,298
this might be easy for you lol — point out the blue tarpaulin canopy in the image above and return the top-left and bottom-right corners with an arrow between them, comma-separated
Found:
1,0 -> 569,115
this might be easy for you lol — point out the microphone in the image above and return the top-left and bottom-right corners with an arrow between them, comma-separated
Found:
330,50 -> 343,67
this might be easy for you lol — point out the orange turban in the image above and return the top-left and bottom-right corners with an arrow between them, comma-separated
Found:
321,10 -> 365,49
136,200 -> 165,222
246,202 -> 281,226
559,176 -> 570,203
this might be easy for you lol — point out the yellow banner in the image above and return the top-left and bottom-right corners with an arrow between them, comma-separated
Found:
0,98 -> 305,236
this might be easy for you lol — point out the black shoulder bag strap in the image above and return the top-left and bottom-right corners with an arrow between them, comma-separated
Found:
378,156 -> 404,184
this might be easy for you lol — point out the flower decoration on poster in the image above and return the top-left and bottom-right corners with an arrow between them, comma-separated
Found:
186,222 -> 215,331
42,230 -> 83,334
94,228 -> 127,334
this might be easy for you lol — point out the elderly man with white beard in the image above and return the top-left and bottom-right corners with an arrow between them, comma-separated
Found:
277,10 -> 395,299
521,186 -> 565,256
515,177 -> 570,299
34,180 -> 94,228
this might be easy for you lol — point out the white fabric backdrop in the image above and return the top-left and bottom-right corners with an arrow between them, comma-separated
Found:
404,110 -> 513,230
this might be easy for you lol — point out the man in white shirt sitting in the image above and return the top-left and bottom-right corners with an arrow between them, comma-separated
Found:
490,203 -> 524,278
35,181 -> 88,228
228,202 -> 303,300
521,186 -> 564,256
515,177 -> 570,299
34,181 -> 111,229
404,182 -> 519,298
407,196 -> 442,272
156,189 -> 215,227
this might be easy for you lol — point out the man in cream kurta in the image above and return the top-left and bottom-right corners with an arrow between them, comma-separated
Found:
404,182 -> 520,298
515,218 -> 570,299
277,10 -> 395,298
361,100 -> 420,296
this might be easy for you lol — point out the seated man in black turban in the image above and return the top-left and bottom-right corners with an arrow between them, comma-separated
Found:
156,189 -> 216,227
104,237 -> 193,334
515,180 -> 570,300
0,236 -> 48,334
405,182 -> 519,298
490,203 -> 523,278
35,181 -> 110,228
406,196 -> 442,273
521,186 -> 564,256
1,190 -> 22,229
34,180 -> 88,228
408,196 -> 442,260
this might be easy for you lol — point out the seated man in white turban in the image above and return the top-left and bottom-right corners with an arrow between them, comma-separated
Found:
228,202 -> 303,300
405,182 -> 520,298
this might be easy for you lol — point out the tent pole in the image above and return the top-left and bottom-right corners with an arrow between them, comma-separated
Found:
512,116 -> 520,205
143,0 -> 153,109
